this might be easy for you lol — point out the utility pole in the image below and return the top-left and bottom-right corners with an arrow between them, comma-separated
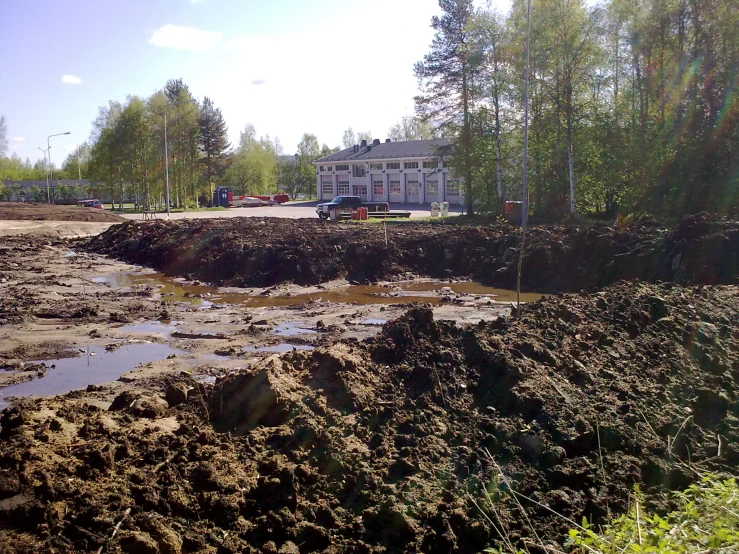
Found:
47,131 -> 71,203
38,146 -> 50,201
516,0 -> 532,314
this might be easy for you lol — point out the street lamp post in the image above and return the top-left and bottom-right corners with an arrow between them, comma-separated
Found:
47,132 -> 71,203
163,99 -> 197,218
38,146 -> 50,201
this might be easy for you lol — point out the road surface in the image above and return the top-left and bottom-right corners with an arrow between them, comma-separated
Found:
118,201 -> 463,221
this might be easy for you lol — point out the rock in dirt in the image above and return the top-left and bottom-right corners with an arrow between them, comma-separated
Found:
165,382 -> 189,406
109,390 -> 169,418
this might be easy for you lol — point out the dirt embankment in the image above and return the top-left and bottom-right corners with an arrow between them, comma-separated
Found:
85,213 -> 739,292
1,282 -> 736,553
0,202 -> 125,223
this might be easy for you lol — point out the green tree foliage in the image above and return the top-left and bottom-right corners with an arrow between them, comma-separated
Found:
86,82 -> 201,210
61,143 -> 91,180
226,123 -> 279,195
447,0 -> 739,219
198,96 -> 230,203
415,0 -> 482,215
388,116 -> 435,142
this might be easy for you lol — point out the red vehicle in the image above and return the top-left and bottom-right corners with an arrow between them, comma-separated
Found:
77,199 -> 104,209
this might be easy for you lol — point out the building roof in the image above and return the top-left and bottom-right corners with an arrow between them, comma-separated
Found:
314,139 -> 451,164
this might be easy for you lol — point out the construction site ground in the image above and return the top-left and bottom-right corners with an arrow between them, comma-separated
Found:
0,205 -> 737,553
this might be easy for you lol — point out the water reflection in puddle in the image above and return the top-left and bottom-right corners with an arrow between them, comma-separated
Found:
93,272 -> 546,308
242,344 -> 314,353
92,273 -> 212,307
115,321 -> 180,334
361,319 -> 387,326
0,343 -> 183,409
273,322 -> 316,336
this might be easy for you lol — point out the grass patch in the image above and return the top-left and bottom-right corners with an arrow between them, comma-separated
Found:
484,475 -> 739,553
567,476 -> 738,554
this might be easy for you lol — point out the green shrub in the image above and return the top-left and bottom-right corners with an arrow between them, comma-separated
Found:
567,476 -> 738,553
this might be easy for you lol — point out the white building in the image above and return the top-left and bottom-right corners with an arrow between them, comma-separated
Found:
313,138 -> 463,205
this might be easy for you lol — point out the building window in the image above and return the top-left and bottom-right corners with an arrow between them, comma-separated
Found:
325,166 -> 332,172
389,180 -> 401,195
427,179 -> 438,195
336,164 -> 349,171
404,161 -> 419,169
447,180 -> 460,196
352,164 -> 366,177
386,162 -> 400,170
319,165 -> 326,172
423,160 -> 438,169
369,163 -> 383,171
338,181 -> 350,195
373,180 -> 384,196
322,182 -> 334,195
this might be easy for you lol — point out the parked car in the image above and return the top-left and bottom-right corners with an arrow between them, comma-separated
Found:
316,196 -> 388,220
77,199 -> 104,209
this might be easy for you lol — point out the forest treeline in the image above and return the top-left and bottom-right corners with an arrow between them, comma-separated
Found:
416,0 -> 739,219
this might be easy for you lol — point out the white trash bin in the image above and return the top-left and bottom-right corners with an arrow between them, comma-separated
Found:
440,202 -> 449,216
430,202 -> 440,217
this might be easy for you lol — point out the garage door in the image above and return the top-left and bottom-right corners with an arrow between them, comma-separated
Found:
389,177 -> 402,203
321,177 -> 334,199
425,178 -> 440,203
406,177 -> 420,203
372,178 -> 385,201
353,185 -> 368,201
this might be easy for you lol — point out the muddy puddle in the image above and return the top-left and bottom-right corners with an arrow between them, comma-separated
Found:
0,343 -> 183,409
94,272 -> 545,307
92,273 -> 213,307
242,344 -> 315,353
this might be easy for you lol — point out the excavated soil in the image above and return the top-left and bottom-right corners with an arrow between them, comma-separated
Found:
1,282 -> 737,553
85,213 -> 739,292
0,202 -> 125,223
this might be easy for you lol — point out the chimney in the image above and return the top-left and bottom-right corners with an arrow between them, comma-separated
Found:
360,139 -> 367,148
353,144 -> 358,153
385,139 -> 391,143
373,138 -> 380,146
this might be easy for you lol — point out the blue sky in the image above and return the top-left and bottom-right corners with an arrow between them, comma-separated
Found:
1,0 -> 512,167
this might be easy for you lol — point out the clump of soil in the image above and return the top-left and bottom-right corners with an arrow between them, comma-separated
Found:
85,213 -> 739,292
1,282 -> 736,553
0,202 -> 125,222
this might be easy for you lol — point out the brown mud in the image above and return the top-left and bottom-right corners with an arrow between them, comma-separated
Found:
85,212 -> 739,292
0,202 -> 126,223
1,281 -> 737,553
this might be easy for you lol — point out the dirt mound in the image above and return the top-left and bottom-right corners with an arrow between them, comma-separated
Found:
85,213 -> 739,292
0,202 -> 125,222
1,283 -> 736,552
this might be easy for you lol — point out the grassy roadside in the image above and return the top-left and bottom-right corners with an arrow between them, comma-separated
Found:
484,476 -> 738,554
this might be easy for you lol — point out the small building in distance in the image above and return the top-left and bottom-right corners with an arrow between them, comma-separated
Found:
313,138 -> 461,204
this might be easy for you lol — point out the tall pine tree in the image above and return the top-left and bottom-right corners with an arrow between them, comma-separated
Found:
198,97 -> 230,204
415,0 -> 482,214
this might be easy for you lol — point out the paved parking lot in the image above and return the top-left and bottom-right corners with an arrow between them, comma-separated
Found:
119,202 -> 464,221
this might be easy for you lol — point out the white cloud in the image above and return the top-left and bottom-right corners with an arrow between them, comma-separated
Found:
12,137 -> 25,142
61,74 -> 82,85
251,79 -> 265,86
149,24 -> 222,52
